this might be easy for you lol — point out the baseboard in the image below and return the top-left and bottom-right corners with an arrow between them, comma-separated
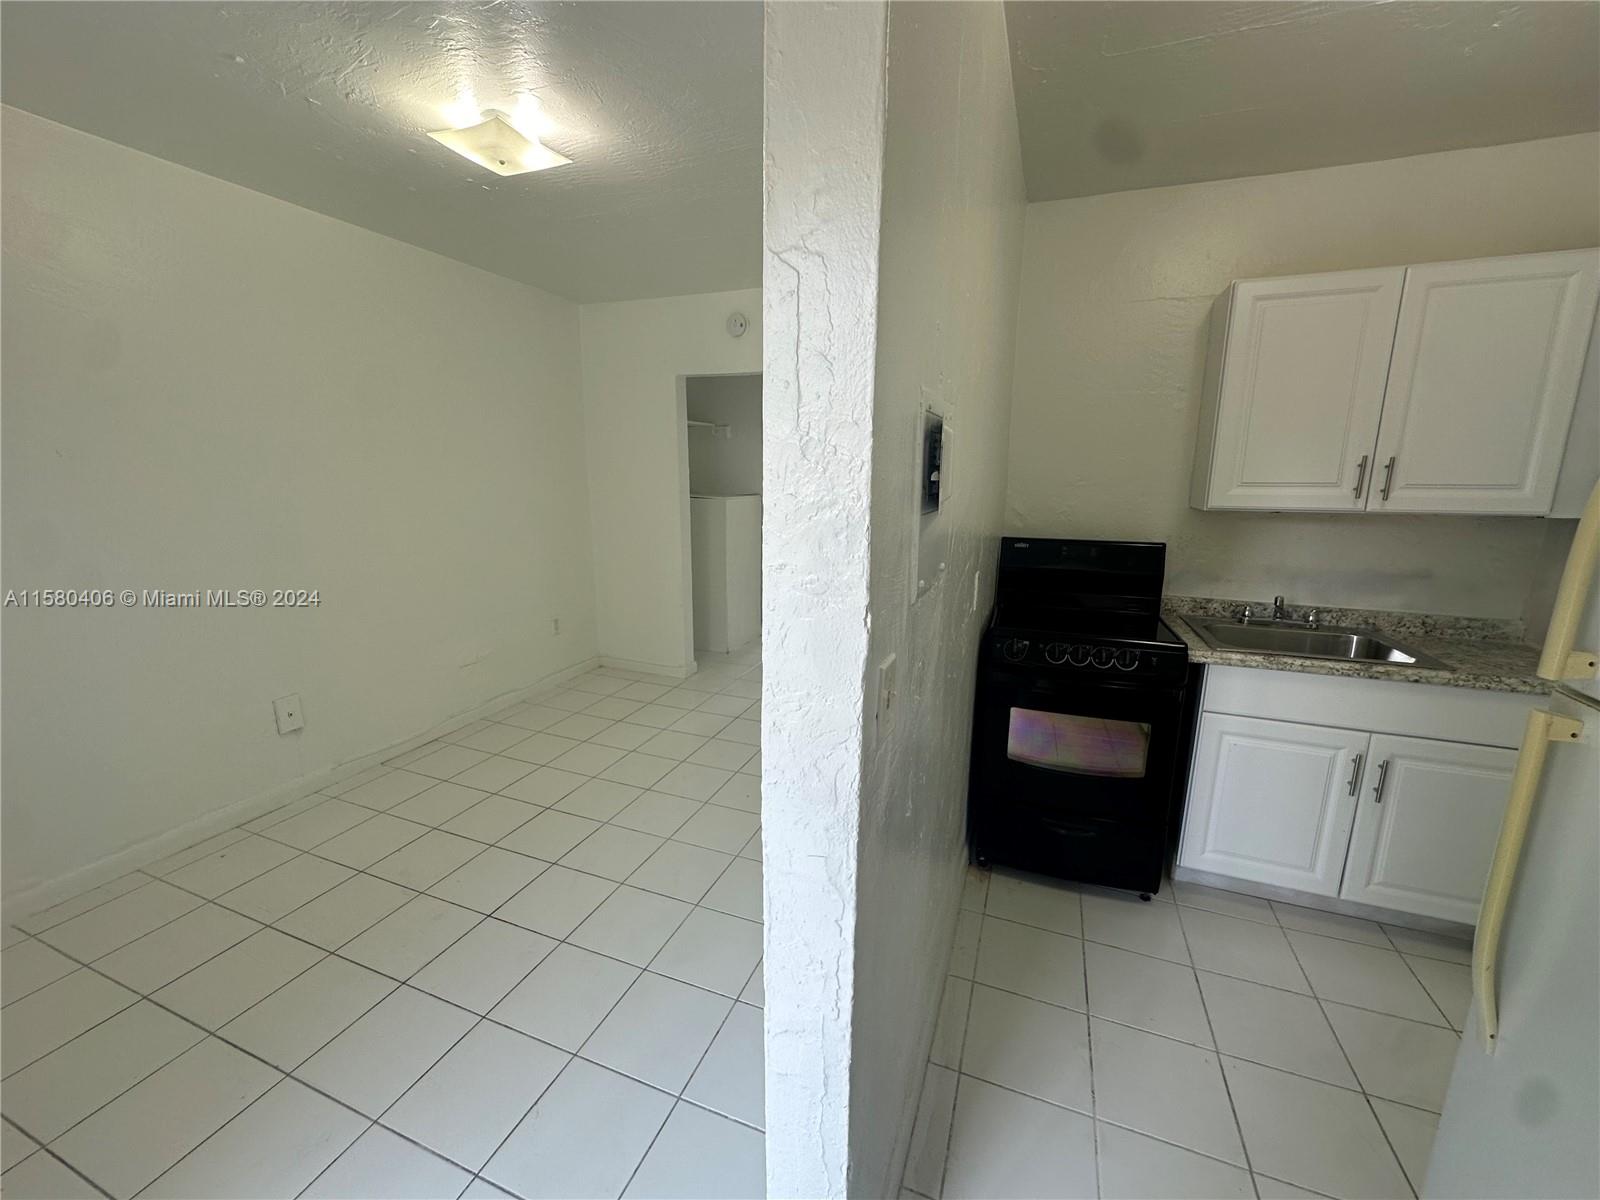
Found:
1170,864 -> 1475,937
1,655 -> 601,924
598,655 -> 698,680
888,865 -> 968,1199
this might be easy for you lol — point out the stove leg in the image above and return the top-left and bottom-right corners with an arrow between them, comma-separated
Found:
1139,893 -> 1152,902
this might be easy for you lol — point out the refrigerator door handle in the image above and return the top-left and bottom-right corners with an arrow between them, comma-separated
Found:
1538,479 -> 1599,683
1473,707 -> 1584,1051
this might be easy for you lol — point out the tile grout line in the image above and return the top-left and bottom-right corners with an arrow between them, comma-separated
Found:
230,771 -> 757,943
368,1008 -> 529,1176
1279,920 -> 1424,1200
0,936 -> 422,1192
960,871 -> 1463,1198
453,679 -> 763,1199
5,662 -> 755,922
948,875 -> 1371,1191
21,857 -> 1440,1196
1,982 -> 147,1084
1078,893 -> 1105,1200
9,831 -> 635,1187
940,1068 -> 1265,1177
385,861 -> 712,1192
148,735 -> 761,1004
953,960 -> 1455,1080
971,893 -> 1470,967
10,837 -> 739,1196
933,898 -> 984,1200
5,668 -> 769,1192
1172,893 -> 1262,1200
613,982 -> 748,1200
1388,935 -> 1460,1029
1,1120 -> 117,1198
8,733 -> 756,951
7,873 -> 163,943
290,1118 -> 385,1199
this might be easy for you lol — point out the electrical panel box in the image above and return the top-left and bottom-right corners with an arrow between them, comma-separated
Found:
914,405 -> 949,604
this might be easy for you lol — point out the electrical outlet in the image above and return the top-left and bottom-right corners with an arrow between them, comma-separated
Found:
272,694 -> 304,734
874,653 -> 897,742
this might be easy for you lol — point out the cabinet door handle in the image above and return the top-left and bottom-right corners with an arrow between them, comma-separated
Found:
1346,752 -> 1364,796
1352,455 -> 1369,499
1372,758 -> 1391,803
1379,455 -> 1397,501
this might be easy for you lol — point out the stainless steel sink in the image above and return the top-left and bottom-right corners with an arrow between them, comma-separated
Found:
1192,619 -> 1451,671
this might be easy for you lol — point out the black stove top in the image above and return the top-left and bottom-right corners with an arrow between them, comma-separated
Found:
988,537 -> 1187,679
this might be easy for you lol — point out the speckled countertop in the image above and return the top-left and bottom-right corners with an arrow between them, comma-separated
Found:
1163,596 -> 1547,694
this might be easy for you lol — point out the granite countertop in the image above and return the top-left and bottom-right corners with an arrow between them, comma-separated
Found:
1163,596 -> 1547,695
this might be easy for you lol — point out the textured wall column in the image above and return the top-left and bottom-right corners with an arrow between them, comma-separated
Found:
761,2 -> 888,1196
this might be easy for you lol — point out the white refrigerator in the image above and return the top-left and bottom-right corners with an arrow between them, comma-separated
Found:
1426,480 -> 1600,1199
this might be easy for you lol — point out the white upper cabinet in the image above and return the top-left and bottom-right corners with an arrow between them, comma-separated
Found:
1373,251 -> 1600,514
1190,269 -> 1404,511
1550,309 -> 1599,519
1192,248 -> 1600,516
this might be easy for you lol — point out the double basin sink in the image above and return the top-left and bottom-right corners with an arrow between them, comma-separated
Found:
1191,618 -> 1451,671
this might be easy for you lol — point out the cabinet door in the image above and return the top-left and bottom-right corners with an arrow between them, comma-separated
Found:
1196,269 -> 1403,511
1549,309 -> 1598,519
1179,713 -> 1367,895
1340,734 -> 1516,923
1372,249 -> 1600,515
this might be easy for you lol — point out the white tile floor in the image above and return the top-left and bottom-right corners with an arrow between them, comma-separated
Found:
902,868 -> 1471,1200
1,653 -> 765,1200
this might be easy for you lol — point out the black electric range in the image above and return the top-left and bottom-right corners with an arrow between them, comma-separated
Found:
968,538 -> 1196,897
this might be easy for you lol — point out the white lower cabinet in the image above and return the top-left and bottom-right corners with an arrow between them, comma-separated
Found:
1179,690 -> 1521,924
1340,734 -> 1517,924
1181,713 -> 1366,896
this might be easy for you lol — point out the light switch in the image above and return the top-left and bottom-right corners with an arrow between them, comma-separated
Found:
273,694 -> 304,734
874,653 -> 897,742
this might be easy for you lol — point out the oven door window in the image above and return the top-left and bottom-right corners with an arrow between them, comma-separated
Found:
1006,708 -> 1151,779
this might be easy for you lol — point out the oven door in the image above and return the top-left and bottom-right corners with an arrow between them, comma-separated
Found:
970,667 -> 1184,893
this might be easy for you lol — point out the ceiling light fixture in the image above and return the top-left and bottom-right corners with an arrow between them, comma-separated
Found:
428,107 -> 571,177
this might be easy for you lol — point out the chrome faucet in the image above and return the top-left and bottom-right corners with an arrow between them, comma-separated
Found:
1259,595 -> 1323,628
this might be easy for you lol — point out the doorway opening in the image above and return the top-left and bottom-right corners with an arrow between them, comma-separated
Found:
683,372 -> 762,668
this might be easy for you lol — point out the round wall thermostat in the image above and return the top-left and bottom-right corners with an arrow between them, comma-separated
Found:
726,312 -> 748,338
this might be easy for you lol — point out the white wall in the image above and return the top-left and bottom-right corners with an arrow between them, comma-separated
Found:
579,289 -> 761,675
851,2 -> 1025,1192
690,495 -> 761,653
1009,132 -> 1600,618
762,1 -> 887,1192
761,2 -> 1024,1194
687,373 -> 762,496
1,108 -> 596,905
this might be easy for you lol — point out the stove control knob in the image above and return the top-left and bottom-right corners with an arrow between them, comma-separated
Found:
1092,646 -> 1116,668
1044,642 -> 1069,664
1115,649 -> 1140,671
1001,638 -> 1030,662
1067,644 -> 1092,666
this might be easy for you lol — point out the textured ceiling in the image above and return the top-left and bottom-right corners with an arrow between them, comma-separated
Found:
1006,1 -> 1600,202
0,1 -> 761,302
